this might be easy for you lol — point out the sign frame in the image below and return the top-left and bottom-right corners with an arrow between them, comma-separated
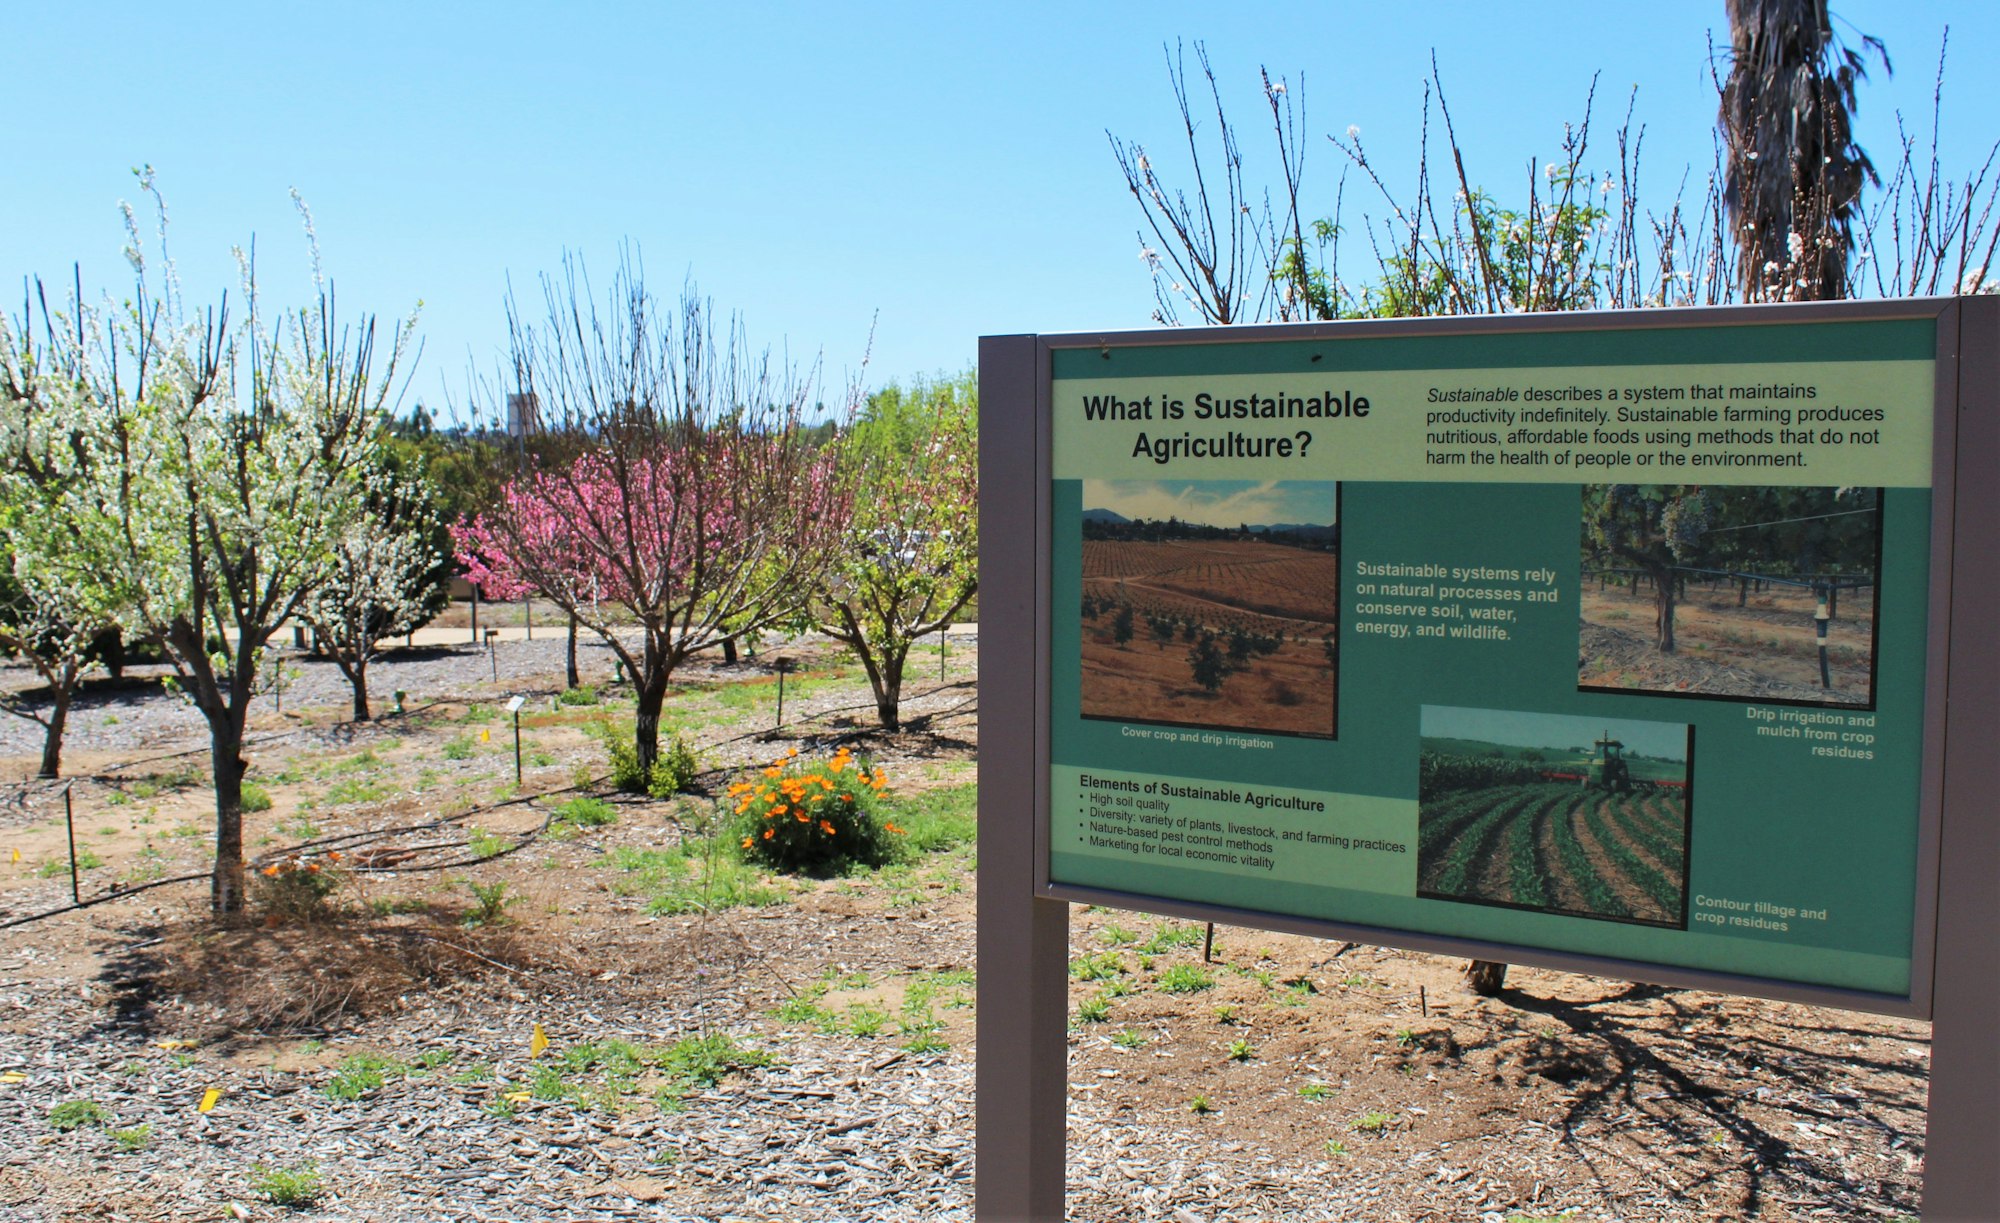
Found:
977,295 -> 1999,1221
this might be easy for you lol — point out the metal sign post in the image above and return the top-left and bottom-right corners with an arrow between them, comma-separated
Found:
506,695 -> 527,784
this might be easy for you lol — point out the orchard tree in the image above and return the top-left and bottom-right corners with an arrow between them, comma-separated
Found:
812,373 -> 978,730
1582,484 -> 1712,652
456,253 -> 845,777
304,447 -> 448,721
5,178 -> 416,915
0,314 -> 126,778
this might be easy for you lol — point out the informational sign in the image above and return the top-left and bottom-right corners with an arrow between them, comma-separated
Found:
1044,316 -> 1940,1003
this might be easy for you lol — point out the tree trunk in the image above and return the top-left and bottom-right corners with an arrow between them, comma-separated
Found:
37,683 -> 71,780
1463,959 -> 1508,995
634,676 -> 668,777
1653,567 -> 1677,652
209,718 -> 248,916
566,613 -> 579,689
721,639 -> 738,665
350,661 -> 371,722
872,645 -> 909,731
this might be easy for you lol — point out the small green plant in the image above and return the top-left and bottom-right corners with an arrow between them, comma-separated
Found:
1212,1003 -> 1238,1024
47,1099 -> 109,1131
110,1124 -> 152,1153
484,1094 -> 520,1119
442,734 -> 478,761
1069,952 -> 1125,982
553,796 -> 618,828
450,1061 -> 496,1084
1076,994 -> 1112,1023
1112,1029 -> 1147,1049
250,1161 -> 323,1207
1158,963 -> 1215,994
323,775 -> 392,806
466,881 -> 513,925
1188,1094 -> 1215,1114
558,685 -> 600,706
322,1052 -> 409,1100
467,828 -> 510,859
1324,1139 -> 1349,1157
658,1031 -> 774,1086
38,849 -> 103,877
240,782 -> 274,813
1394,1028 -> 1417,1048
1142,924 -> 1204,953
1225,1038 -> 1254,1062
1099,924 -> 1137,945
1298,1082 -> 1334,1100
842,1003 -> 891,1037
1350,1110 -> 1396,1133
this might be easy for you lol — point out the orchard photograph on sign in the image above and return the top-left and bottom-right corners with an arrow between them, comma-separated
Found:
1578,484 -> 1882,707
1079,478 -> 1338,738
1416,705 -> 1693,928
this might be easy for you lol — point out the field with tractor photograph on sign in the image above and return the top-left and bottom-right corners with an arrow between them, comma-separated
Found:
1417,712 -> 1692,928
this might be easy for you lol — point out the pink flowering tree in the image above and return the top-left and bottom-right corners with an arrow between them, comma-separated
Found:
457,255 -> 845,778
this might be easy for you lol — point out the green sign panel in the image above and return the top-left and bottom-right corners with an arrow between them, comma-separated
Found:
1046,317 -> 1935,998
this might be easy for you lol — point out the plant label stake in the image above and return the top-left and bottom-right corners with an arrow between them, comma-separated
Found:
523,596 -> 532,641
63,784 -> 78,904
774,657 -> 795,729
486,628 -> 500,681
507,696 -> 527,783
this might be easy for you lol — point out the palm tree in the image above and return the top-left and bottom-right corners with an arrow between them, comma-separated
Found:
1719,0 -> 1886,301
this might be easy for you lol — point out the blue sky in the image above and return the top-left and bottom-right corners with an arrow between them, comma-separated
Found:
5,4 -> 1992,422
1084,479 -> 1335,528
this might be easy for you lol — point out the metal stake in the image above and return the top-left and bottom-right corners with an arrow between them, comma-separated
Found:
64,785 -> 79,904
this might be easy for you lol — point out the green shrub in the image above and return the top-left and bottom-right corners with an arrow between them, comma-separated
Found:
558,685 -> 600,706
648,733 -> 700,798
731,746 -> 899,875
240,782 -> 274,813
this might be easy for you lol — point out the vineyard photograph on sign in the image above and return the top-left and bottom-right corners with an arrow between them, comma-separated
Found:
1578,484 -> 1882,707
1079,479 -> 1339,739
1416,705 -> 1693,929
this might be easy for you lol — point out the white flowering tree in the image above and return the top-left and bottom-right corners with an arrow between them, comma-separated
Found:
304,448 -> 448,721
812,374 -> 978,730
7,178 -> 414,914
0,499 -> 123,779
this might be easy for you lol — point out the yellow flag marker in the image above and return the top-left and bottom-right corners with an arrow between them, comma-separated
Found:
0,1071 -> 26,1084
480,728 -> 491,743
9,848 -> 17,863
197,1087 -> 221,1113
154,1038 -> 199,1051
503,1090 -> 531,1104
530,1022 -> 550,1058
